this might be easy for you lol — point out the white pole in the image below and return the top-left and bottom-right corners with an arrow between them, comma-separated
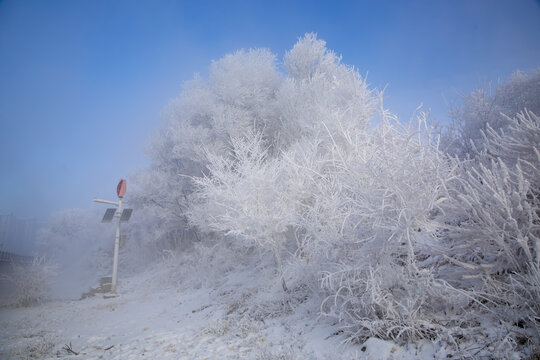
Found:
111,198 -> 122,293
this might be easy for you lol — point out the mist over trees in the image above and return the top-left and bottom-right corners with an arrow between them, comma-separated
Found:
443,70 -> 540,157
34,34 -> 539,357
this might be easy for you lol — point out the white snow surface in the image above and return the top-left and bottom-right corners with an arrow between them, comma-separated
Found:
0,260 -> 440,360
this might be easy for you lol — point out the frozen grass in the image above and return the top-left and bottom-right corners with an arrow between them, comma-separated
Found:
2,257 -> 58,308
0,255 -> 362,359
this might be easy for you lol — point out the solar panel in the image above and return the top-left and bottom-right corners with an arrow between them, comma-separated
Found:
120,208 -> 133,223
101,208 -> 117,223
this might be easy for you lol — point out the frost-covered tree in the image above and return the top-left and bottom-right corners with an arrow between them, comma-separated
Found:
185,34 -> 380,290
136,33 -> 377,257
182,35 -> 462,343
134,34 -> 539,356
132,49 -> 282,252
278,33 -> 377,148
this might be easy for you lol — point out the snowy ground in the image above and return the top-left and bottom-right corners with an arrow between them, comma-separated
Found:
0,259 -> 443,360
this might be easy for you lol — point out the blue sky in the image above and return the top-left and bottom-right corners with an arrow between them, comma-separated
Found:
0,0 -> 539,219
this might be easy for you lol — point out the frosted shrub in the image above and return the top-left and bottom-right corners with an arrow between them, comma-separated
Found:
441,110 -> 540,350
444,70 -> 540,157
190,132 -> 299,290
288,114 -> 457,343
443,112 -> 539,276
443,159 -> 539,274
483,110 -> 540,189
7,257 -> 58,307
7,335 -> 56,359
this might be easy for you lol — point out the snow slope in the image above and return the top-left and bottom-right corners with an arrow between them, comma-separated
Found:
0,258 -> 443,360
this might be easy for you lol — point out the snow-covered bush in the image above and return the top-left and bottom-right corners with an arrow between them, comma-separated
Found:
437,67 -> 540,354
444,70 -> 540,157
5,256 -> 58,307
7,334 -> 56,359
292,114 -> 458,343
443,158 -> 538,275
440,110 -> 540,349
189,132 -> 296,289
483,110 -> 540,190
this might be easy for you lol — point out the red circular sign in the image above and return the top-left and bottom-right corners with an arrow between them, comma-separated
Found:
117,179 -> 126,198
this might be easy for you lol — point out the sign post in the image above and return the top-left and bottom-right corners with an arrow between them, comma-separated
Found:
93,179 -> 132,293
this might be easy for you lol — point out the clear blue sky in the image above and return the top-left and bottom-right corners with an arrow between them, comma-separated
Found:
1,0 -> 539,219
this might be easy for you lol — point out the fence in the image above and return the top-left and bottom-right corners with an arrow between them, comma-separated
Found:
0,250 -> 33,264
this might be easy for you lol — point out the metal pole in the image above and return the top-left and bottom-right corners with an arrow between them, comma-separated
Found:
93,197 -> 120,206
111,198 -> 122,293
